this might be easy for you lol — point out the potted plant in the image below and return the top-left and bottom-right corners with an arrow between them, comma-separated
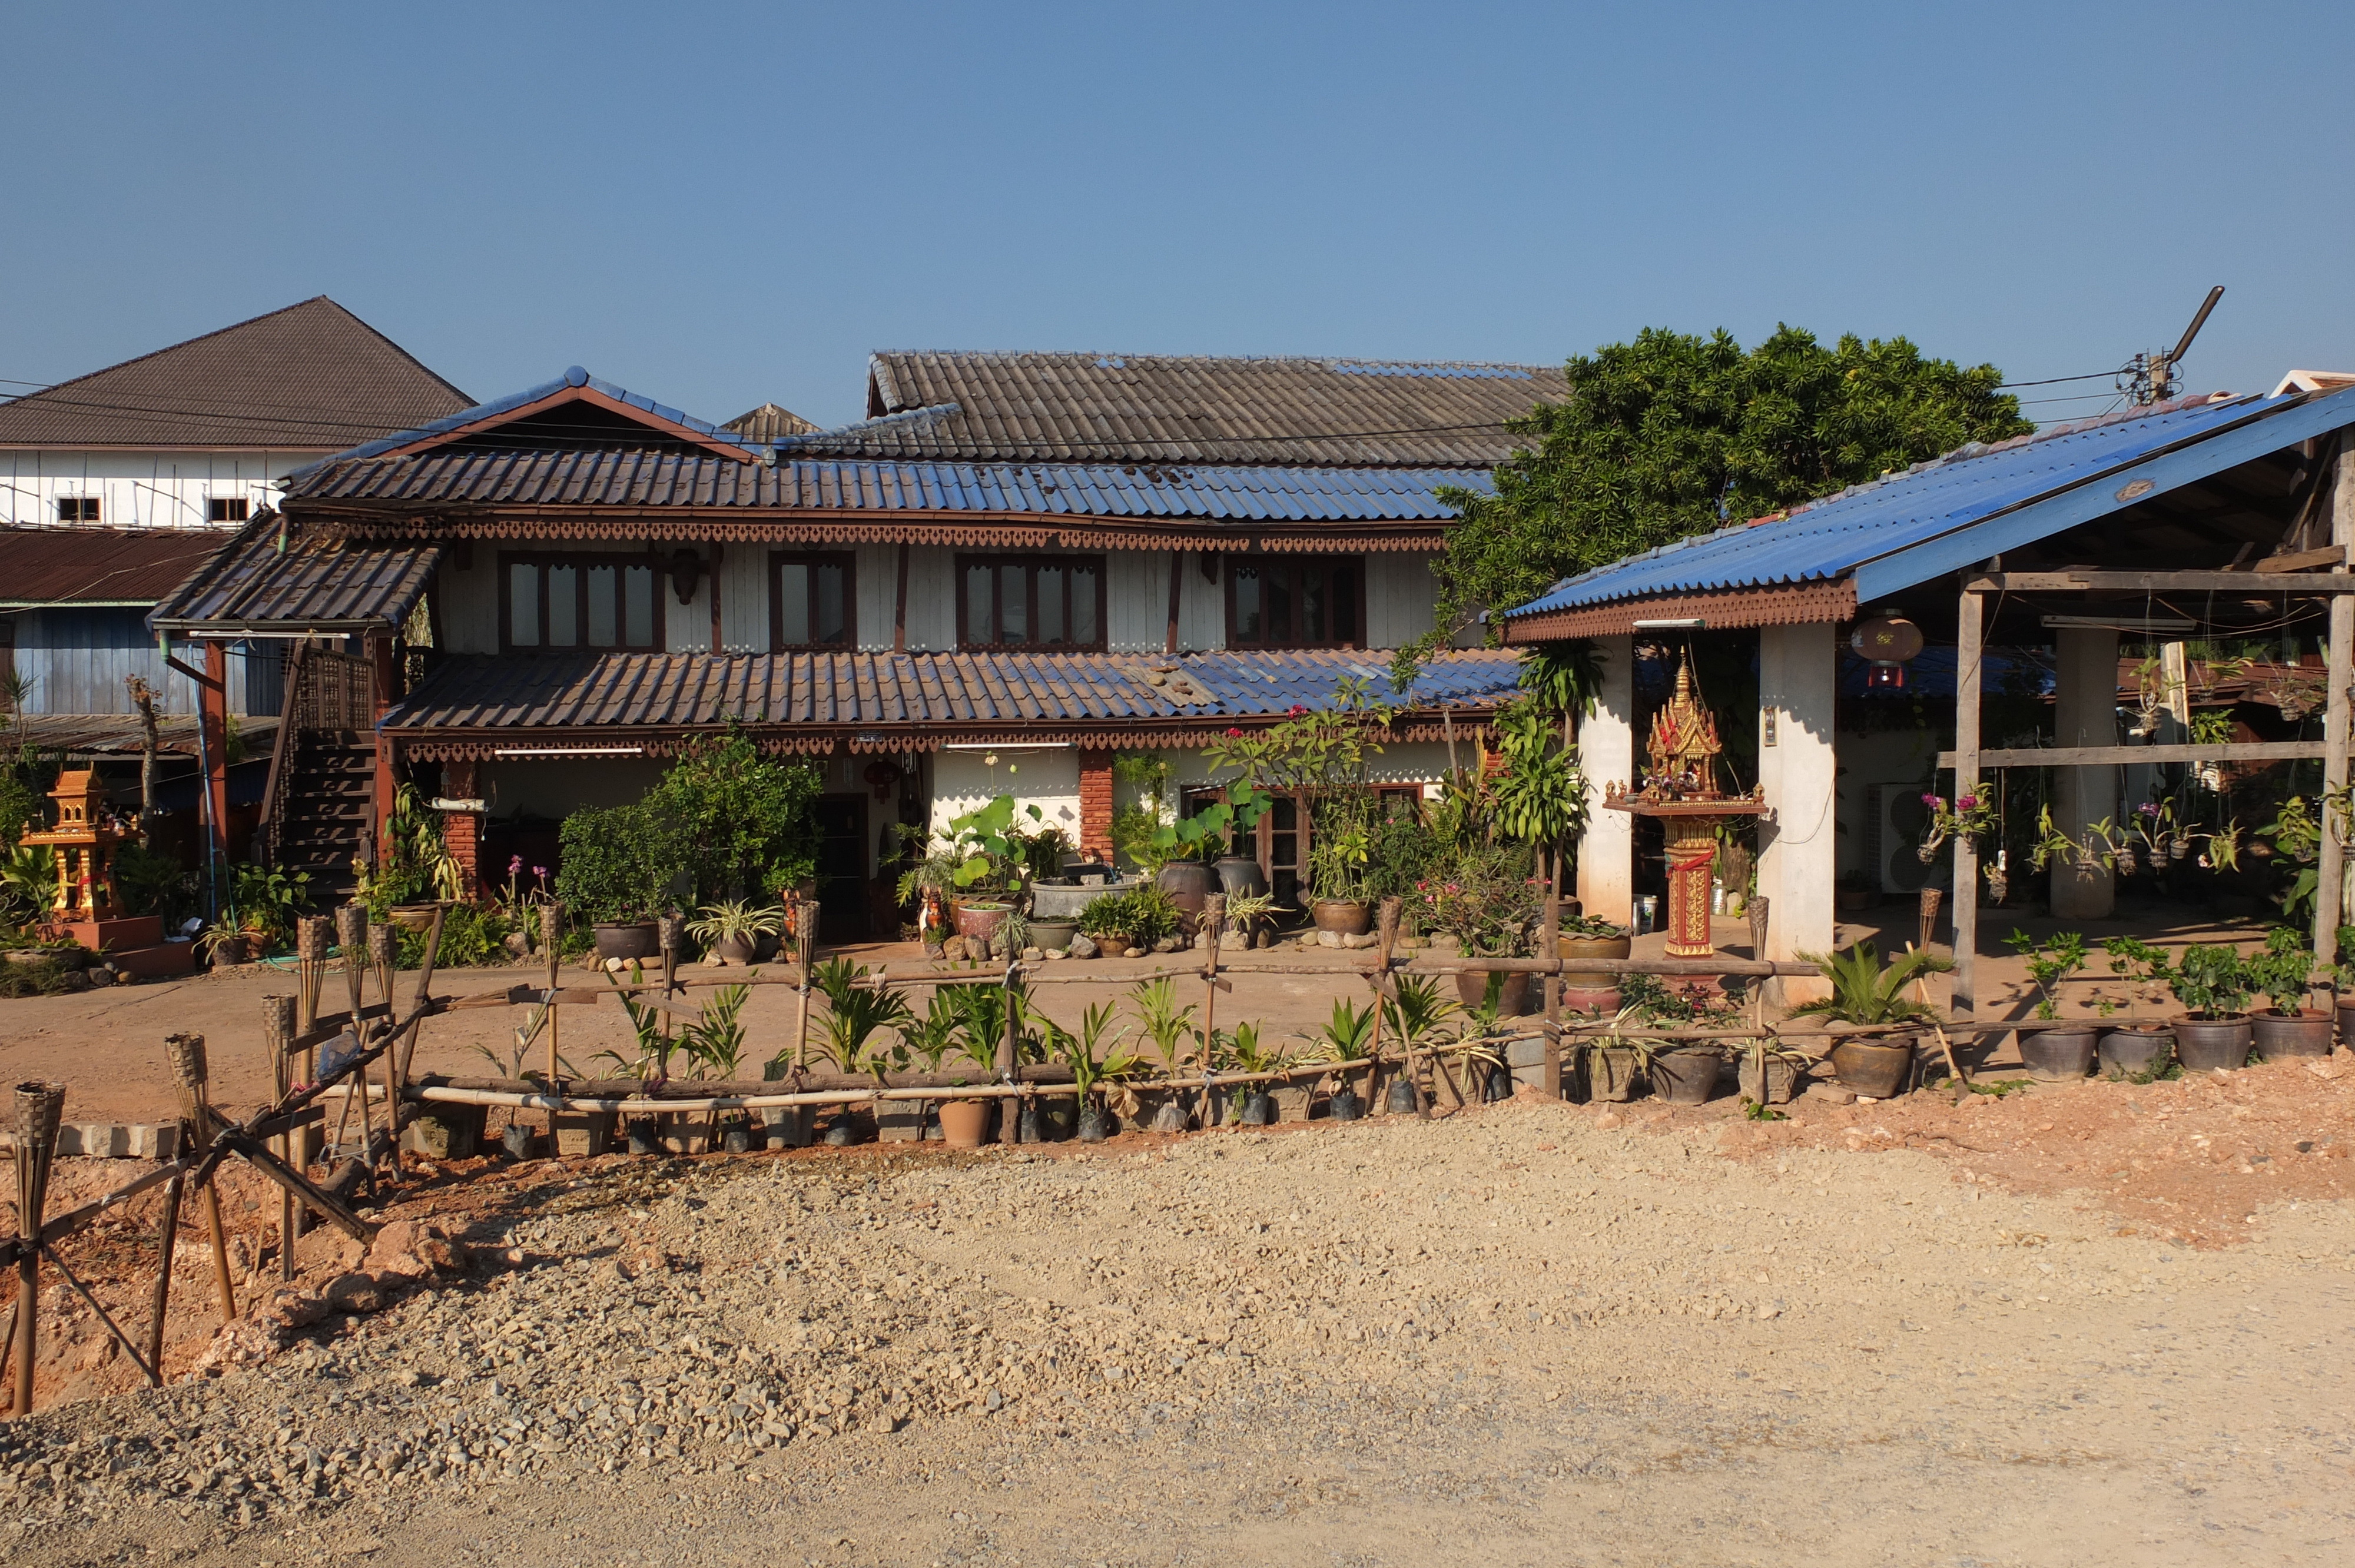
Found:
1305,792 -> 1376,935
2096,936 -> 2175,1077
1377,973 -> 1460,1115
195,913 -> 250,969
811,956 -> 914,1137
1299,995 -> 1378,1120
2245,926 -> 2333,1059
1049,1000 -> 1140,1141
1558,912 -> 1631,1013
1205,684 -> 1392,931
686,899 -> 784,965
1737,1038 -> 1807,1105
557,799 -> 686,961
1220,888 -> 1281,951
2108,937 -> 2252,1072
2002,929 -> 2097,1079
1411,842 -> 1543,1013
1786,941 -> 1953,1098
943,795 -> 1044,948
1616,973 -> 1742,1104
1588,1008 -> 1654,1103
1125,976 -> 1199,1130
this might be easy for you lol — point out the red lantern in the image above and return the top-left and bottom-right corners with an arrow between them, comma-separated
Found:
863,758 -> 904,801
1850,614 -> 1924,689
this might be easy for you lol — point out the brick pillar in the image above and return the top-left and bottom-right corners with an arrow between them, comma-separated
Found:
440,759 -> 482,902
1078,748 -> 1116,863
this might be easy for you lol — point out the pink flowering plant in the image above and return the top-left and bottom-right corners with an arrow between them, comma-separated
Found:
1915,783 -> 1998,863
1409,842 -> 1543,956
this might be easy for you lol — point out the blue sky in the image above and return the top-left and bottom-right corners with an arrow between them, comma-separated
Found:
5,1 -> 2350,430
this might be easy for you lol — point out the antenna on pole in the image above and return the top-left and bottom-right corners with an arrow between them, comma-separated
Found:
2121,286 -> 2225,406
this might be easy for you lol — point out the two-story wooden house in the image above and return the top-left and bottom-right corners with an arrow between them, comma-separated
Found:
154,354 -> 1561,934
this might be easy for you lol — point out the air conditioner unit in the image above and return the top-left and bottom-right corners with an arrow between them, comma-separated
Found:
1862,783 -> 1949,896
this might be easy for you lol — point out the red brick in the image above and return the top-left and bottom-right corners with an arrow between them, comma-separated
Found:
1078,748 -> 1115,863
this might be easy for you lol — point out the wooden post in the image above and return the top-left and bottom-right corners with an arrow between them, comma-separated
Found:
893,543 -> 910,655
792,902 -> 820,1071
1540,852 -> 1562,1099
1165,550 -> 1184,656
1199,893 -> 1226,1058
540,902 -> 563,1090
200,640 -> 231,891
997,954 -> 1021,1145
2317,439 -> 2354,966
263,995 -> 297,1280
11,1081 -> 64,1415
1365,896 -> 1400,1108
366,924 -> 399,1168
1951,583 -> 1983,1022
709,542 -> 726,653
144,1173 -> 184,1386
166,1036 -> 237,1326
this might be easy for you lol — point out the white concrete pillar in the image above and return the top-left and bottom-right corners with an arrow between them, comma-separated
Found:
1757,623 -> 1837,1004
1575,634 -> 1634,927
2051,626 -> 2119,920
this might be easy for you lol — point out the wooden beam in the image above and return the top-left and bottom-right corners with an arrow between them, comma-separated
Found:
1165,550 -> 1184,656
708,542 -> 725,652
2318,437 -> 2354,968
2256,544 -> 2350,573
893,542 -> 909,653
1965,570 -> 2355,594
1935,740 -> 2330,769
1950,584 -> 1982,1024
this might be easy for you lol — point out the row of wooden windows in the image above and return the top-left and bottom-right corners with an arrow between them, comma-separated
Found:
496,551 -> 1370,653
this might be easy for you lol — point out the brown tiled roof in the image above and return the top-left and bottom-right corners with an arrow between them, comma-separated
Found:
775,351 -> 1567,467
722,402 -> 818,441
0,297 -> 470,450
0,527 -> 230,606
148,513 -> 439,634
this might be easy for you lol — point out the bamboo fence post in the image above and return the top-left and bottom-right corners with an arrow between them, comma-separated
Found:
167,1035 -> 237,1325
791,902 -> 820,1071
1917,887 -> 1968,1087
366,924 -> 400,1168
144,1172 -> 184,1386
539,902 -> 563,1093
1541,855 -> 1563,1098
1200,893 -> 1225,1052
398,905 -> 448,1095
1363,896 -> 1400,1109
997,953 -> 1021,1146
262,995 -> 297,1280
296,915 -> 329,1172
11,1081 -> 64,1416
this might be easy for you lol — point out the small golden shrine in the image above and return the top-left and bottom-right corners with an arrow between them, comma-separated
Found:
21,770 -> 127,922
1600,654 -> 1766,959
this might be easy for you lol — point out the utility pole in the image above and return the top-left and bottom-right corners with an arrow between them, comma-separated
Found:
2124,285 -> 2225,406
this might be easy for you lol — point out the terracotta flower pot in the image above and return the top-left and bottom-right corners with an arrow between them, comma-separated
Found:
1557,931 -> 1631,983
954,902 -> 1011,945
1559,983 -> 1621,1016
2253,1008 -> 2334,1060
1588,1044 -> 1645,1102
937,1098 -> 993,1148
711,934 -> 757,965
2019,1026 -> 2099,1080
1829,1033 -> 1916,1098
1311,899 -> 1372,936
1454,969 -> 1531,1016
1737,1055 -> 1799,1104
2171,1015 -> 2253,1073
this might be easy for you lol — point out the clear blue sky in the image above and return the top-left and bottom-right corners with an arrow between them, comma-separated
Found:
5,1 -> 2350,431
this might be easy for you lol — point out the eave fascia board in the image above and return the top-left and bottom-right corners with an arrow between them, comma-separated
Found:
1852,387 -> 2355,603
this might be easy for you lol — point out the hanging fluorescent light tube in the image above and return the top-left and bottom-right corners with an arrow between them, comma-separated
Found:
1633,617 -> 1706,629
492,746 -> 647,758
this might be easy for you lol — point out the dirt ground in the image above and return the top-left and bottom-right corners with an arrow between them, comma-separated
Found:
5,898 -> 2349,1566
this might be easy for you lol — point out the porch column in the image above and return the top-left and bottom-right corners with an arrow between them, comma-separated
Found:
1575,634 -> 1634,926
200,640 -> 231,886
368,634 -> 398,862
2051,627 -> 2119,919
440,759 -> 482,902
1757,623 -> 1836,1004
1077,748 -> 1116,863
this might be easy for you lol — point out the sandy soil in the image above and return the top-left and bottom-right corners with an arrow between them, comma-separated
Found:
4,1057 -> 2352,1567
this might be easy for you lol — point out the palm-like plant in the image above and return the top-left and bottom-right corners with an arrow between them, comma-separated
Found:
1785,941 -> 1952,1029
1299,996 -> 1380,1064
811,956 -> 913,1076
900,989 -> 969,1074
1126,977 -> 1198,1070
679,982 -> 754,1078
1381,973 -> 1461,1054
1050,1001 -> 1142,1103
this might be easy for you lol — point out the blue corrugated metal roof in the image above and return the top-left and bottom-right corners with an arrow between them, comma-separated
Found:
321,366 -> 754,465
1504,386 -> 2355,619
289,449 -> 1492,522
384,647 -> 1520,736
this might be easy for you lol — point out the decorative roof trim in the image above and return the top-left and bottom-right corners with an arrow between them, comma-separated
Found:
313,512 -> 1446,553
1501,579 -> 1858,642
394,717 -> 1493,762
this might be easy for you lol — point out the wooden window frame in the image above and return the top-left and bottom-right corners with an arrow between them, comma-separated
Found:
954,553 -> 1109,652
767,550 -> 858,651
1223,554 -> 1366,650
496,550 -> 666,654
207,497 -> 250,523
55,497 -> 99,523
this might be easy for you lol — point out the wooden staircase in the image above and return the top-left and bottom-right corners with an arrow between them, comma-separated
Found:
256,645 -> 377,901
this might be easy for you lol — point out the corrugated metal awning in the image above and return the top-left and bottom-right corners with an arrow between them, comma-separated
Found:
147,512 -> 440,636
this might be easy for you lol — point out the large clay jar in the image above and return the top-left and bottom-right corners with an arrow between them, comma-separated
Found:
1454,969 -> 1531,1016
2171,1015 -> 2253,1073
1558,929 -> 1631,978
2097,1027 -> 2171,1078
1311,899 -> 1373,936
1829,1032 -> 1916,1098
1213,855 -> 1269,899
1650,1047 -> 1722,1104
2253,1008 -> 2334,1060
1157,861 -> 1218,916
593,921 -> 660,963
954,902 -> 1011,946
2019,1026 -> 2098,1080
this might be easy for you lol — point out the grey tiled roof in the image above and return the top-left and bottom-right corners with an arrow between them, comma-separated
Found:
771,351 -> 1567,467
148,513 -> 440,633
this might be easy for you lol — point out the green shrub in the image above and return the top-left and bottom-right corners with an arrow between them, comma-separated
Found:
651,730 -> 823,902
113,842 -> 197,926
556,800 -> 688,924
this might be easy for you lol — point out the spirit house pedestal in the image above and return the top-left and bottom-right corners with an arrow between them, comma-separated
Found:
1600,657 -> 1765,961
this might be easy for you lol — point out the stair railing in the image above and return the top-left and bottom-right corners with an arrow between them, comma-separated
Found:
254,643 -> 376,869
254,638 -> 313,868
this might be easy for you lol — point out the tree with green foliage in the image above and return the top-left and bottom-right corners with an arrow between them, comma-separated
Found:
651,728 -> 825,902
1396,325 -> 2032,678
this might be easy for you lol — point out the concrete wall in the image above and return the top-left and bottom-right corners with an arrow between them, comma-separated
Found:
1575,634 -> 1634,925
1756,623 -> 1837,1002
0,449 -> 319,529
928,747 -> 1084,845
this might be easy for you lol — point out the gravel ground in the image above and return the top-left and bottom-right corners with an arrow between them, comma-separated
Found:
5,1089 -> 2353,1567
